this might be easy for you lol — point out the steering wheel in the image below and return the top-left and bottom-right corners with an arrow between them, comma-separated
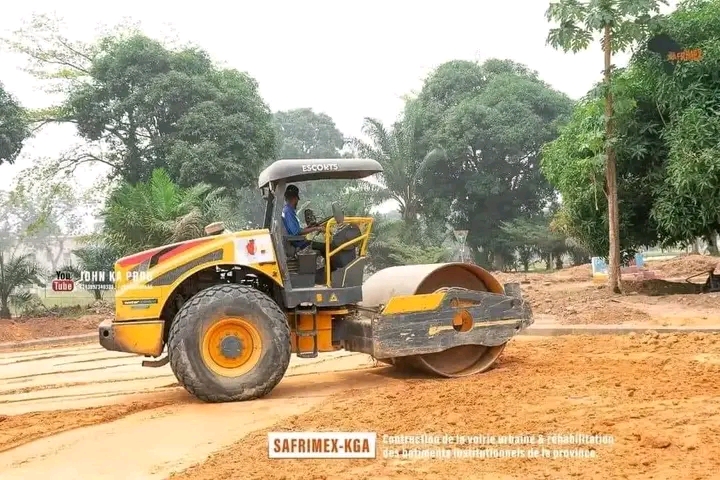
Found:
305,205 -> 344,229
304,208 -> 333,229
304,204 -> 345,242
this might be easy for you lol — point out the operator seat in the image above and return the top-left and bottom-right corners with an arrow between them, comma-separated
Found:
330,224 -> 361,269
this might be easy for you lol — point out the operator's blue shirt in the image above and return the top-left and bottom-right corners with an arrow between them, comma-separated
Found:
282,203 -> 309,249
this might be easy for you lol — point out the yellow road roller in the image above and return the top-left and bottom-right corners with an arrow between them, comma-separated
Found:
99,158 -> 533,402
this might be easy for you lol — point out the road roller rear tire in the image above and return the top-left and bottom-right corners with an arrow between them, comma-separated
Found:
168,284 -> 291,403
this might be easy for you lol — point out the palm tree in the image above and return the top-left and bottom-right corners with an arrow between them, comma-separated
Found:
101,168 -> 237,256
352,115 -> 444,227
0,252 -> 46,319
70,243 -> 118,300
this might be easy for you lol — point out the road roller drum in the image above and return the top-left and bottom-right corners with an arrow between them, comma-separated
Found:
341,263 -> 533,377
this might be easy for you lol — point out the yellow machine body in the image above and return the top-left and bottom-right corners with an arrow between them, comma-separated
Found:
103,229 -> 283,356
100,216 -> 377,358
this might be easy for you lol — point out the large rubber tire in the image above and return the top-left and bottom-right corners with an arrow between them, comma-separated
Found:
167,284 -> 291,403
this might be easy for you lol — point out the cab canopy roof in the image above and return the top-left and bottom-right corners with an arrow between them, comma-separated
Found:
258,158 -> 383,189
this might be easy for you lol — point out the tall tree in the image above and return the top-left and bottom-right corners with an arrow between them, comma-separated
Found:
274,108 -> 345,159
545,0 -> 666,292
352,112 -> 440,227
4,16 -> 276,190
0,83 -> 30,165
407,59 -> 573,268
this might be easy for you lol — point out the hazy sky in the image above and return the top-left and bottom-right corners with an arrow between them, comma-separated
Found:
0,0 -> 678,192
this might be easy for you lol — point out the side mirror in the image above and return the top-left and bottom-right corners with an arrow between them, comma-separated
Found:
331,202 -> 344,225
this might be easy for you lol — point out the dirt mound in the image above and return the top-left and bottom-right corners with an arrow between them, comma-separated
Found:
522,282 -> 653,325
624,279 -> 704,296
0,315 -> 103,343
493,264 -> 592,285
173,334 -> 720,480
651,254 -> 719,278
551,263 -> 593,281
497,255 -> 718,286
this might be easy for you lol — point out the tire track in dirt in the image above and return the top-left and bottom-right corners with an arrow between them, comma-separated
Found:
0,358 -> 385,480
0,393 -> 181,453
0,375 -> 177,397
1,362 -> 132,382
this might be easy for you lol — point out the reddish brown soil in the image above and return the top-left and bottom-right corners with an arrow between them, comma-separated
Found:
651,254 -> 719,278
0,399 -> 175,453
172,333 -> 720,480
0,315 -> 103,343
494,254 -> 720,326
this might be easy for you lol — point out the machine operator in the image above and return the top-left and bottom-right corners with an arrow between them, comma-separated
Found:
282,184 -> 324,250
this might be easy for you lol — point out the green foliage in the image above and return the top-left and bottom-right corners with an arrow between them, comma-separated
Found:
542,72 -> 664,257
644,0 -> 720,247
546,0 -> 668,54
0,161 -> 94,271
64,35 -> 276,189
366,217 -> 451,272
353,114 -> 445,225
0,83 -> 30,165
5,17 -> 276,191
101,168 -> 236,255
0,252 -> 46,319
546,0 -> 668,291
499,217 -> 560,271
543,0 -> 720,256
274,108 -> 345,159
407,59 -> 574,267
71,243 -> 118,300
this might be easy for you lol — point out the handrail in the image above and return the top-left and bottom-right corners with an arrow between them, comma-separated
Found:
322,217 -> 374,286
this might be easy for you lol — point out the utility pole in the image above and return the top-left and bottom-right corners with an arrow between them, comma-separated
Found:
454,230 -> 469,263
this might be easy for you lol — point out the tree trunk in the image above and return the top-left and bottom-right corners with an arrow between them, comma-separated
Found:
691,238 -> 700,254
604,25 -> 622,294
705,233 -> 719,256
0,302 -> 11,319
555,255 -> 564,270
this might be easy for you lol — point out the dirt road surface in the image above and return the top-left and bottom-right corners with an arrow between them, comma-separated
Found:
2,332 -> 720,480
3,255 -> 720,479
0,344 -> 380,478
